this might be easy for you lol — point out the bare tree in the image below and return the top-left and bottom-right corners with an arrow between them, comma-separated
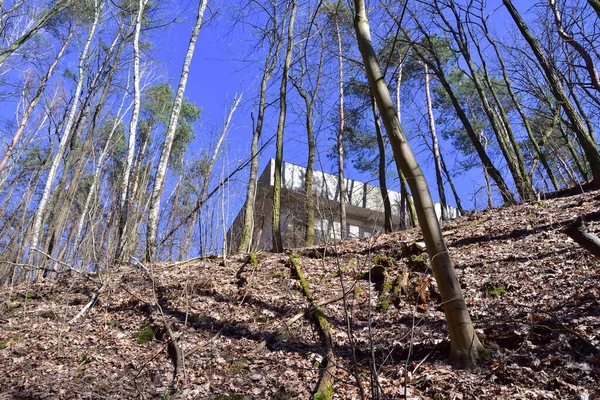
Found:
354,0 -> 484,367
272,0 -> 297,253
29,0 -> 102,270
145,0 -> 208,262
116,0 -> 149,262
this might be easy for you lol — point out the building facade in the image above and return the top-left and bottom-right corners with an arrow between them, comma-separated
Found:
227,159 -> 457,252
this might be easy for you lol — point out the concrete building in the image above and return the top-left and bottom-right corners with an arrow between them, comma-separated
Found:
227,159 -> 457,252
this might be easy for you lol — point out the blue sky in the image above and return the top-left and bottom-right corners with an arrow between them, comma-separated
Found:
145,0 -> 544,219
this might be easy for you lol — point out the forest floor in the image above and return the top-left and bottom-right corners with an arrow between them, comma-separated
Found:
1,190 -> 600,399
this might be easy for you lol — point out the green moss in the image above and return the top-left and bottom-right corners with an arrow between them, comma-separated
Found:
410,255 -> 425,263
482,281 -> 506,297
0,341 -> 7,350
478,348 -> 491,360
246,253 -> 258,268
77,353 -> 93,371
136,327 -> 154,344
314,385 -> 333,400
313,309 -> 330,333
373,255 -> 394,269
332,266 -> 348,278
379,300 -> 390,313
378,276 -> 392,313
229,358 -> 249,374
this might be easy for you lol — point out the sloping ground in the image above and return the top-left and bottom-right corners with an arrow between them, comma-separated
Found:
1,191 -> 599,399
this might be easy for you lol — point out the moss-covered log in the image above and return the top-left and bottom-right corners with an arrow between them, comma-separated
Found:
289,254 -> 336,400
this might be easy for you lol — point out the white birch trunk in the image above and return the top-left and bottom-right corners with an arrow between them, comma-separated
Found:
116,0 -> 148,260
424,63 -> 448,221
28,0 -> 101,268
145,0 -> 208,262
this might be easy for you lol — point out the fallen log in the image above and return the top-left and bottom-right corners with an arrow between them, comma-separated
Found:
564,216 -> 600,258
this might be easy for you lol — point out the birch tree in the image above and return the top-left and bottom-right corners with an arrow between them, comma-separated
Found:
0,0 -> 74,68
145,0 -> 208,262
29,0 -> 102,269
116,0 -> 149,262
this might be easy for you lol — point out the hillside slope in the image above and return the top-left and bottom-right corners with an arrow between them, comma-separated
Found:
1,191 -> 599,399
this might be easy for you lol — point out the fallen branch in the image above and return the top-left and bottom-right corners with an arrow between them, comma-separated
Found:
69,281 -> 108,324
253,291 -> 351,354
131,257 -> 184,387
289,255 -> 336,400
564,216 -> 600,258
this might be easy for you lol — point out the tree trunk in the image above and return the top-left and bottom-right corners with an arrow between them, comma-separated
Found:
503,0 -> 600,186
393,58 -> 417,229
371,96 -> 393,233
410,21 -> 516,205
237,31 -> 279,253
439,153 -> 465,215
291,35 -> 323,246
117,0 -> 148,262
272,0 -> 297,253
0,26 -> 73,177
146,0 -> 208,262
335,15 -> 347,240
463,17 -> 533,200
423,63 -> 448,221
29,0 -> 101,270
437,2 -> 532,201
589,0 -> 600,18
353,0 -> 484,367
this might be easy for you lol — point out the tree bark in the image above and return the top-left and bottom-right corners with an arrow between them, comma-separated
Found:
371,96 -> 393,233
272,0 -> 297,253
409,32 -> 515,205
291,33 -> 323,246
238,27 -> 280,253
589,0 -> 600,18
439,152 -> 465,215
479,12 -> 559,191
549,0 -> 600,93
435,1 -> 532,201
146,0 -> 208,262
354,0 -> 484,367
564,216 -> 600,258
117,0 -> 149,262
335,14 -> 347,240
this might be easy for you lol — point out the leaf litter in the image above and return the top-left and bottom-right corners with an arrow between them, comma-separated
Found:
1,190 -> 599,399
